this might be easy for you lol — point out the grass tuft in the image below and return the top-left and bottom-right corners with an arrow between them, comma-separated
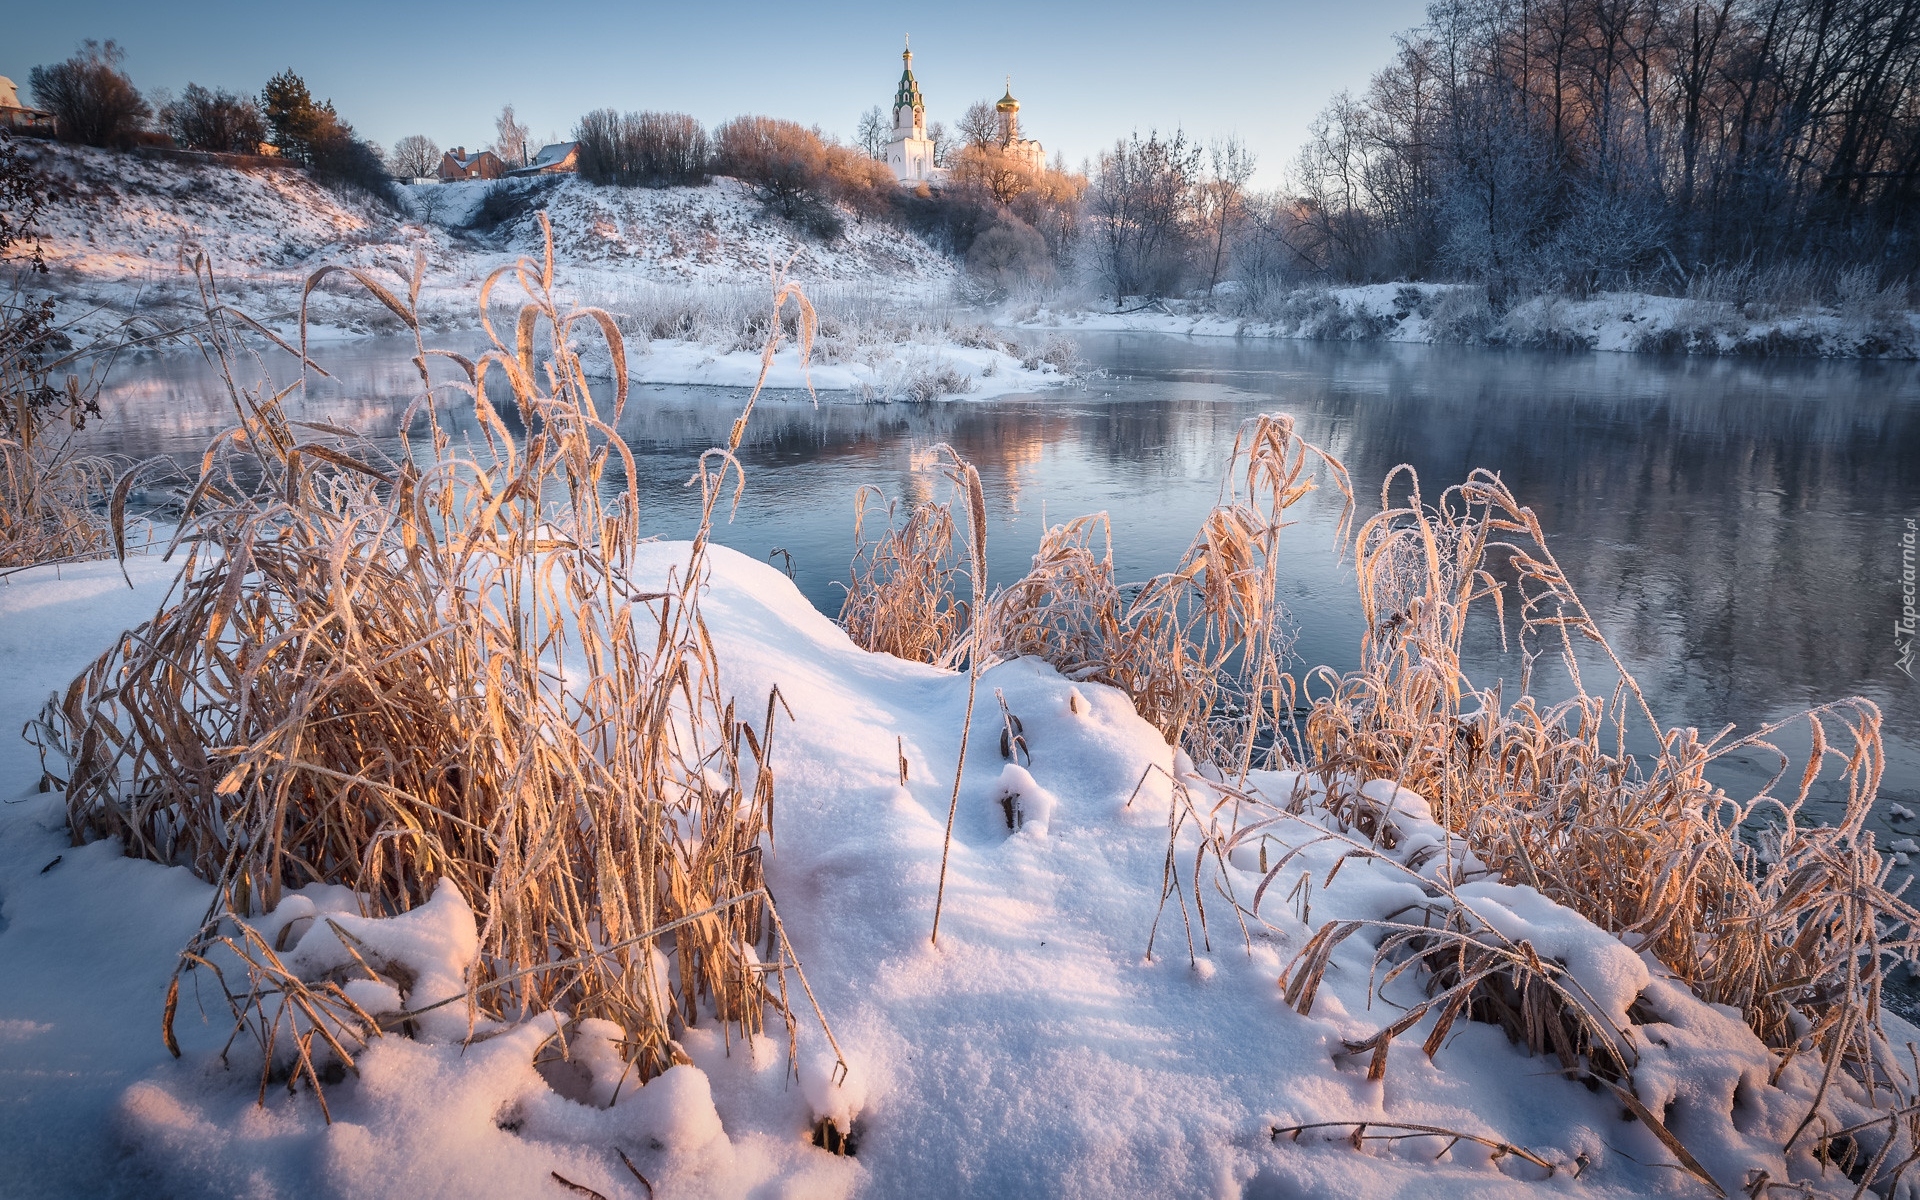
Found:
40,220 -> 844,1110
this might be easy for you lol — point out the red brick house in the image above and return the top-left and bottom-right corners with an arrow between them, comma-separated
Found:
437,146 -> 505,181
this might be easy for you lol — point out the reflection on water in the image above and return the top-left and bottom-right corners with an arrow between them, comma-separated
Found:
82,332 -> 1920,815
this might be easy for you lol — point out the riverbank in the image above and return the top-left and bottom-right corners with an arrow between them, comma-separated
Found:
1018,281 -> 1920,358
14,140 -> 1071,401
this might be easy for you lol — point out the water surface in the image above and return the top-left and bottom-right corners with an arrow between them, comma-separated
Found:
80,332 -> 1920,821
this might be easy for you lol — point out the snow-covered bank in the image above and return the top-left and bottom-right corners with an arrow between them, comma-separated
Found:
582,335 -> 1079,401
1,545 -> 1909,1198
12,141 -> 1082,401
1020,282 -> 1920,358
13,141 -> 953,343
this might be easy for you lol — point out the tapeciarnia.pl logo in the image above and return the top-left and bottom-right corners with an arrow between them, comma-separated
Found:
1901,516 -> 1918,678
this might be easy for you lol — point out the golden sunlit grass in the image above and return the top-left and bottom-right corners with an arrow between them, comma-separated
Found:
38,224 -> 843,1111
0,292 -> 120,572
838,418 -> 1919,1183
0,425 -> 116,573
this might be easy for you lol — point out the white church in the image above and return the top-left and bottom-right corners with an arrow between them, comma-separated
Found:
885,39 -> 1044,185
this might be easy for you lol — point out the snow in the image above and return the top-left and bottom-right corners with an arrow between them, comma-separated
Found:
15,142 -> 951,334
272,879 -> 481,1042
579,336 -> 1070,400
4,542 -> 1914,1197
1019,282 -> 1919,359
12,142 -> 1080,400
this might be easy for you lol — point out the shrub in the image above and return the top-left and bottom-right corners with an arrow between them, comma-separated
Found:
896,187 -> 995,258
466,177 -> 558,232
1270,289 -> 1395,340
160,84 -> 266,154
1020,332 -> 1084,375
573,109 -> 709,187
840,424 -> 1919,1185
306,130 -> 394,202
29,40 -> 150,150
820,142 -> 896,216
1423,285 -> 1496,343
1,130 -> 116,570
713,116 -> 823,199
966,217 -> 1053,292
711,116 -> 846,240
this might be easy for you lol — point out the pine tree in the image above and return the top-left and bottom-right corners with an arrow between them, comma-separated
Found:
260,70 -> 335,164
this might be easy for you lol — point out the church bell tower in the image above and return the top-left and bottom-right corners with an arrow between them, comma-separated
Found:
886,36 -> 935,182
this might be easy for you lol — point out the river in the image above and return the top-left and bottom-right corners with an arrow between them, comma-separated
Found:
76,330 -> 1920,829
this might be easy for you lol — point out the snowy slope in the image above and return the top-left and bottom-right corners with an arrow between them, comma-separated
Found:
13,142 -> 957,352
23,143 -> 409,279
411,176 -> 953,288
0,545 -> 1902,1198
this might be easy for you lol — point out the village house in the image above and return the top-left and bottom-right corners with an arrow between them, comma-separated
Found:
0,77 -> 56,136
509,141 -> 578,177
437,146 -> 505,181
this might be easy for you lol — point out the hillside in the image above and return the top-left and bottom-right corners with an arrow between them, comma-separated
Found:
414,176 -> 951,287
12,141 -> 956,343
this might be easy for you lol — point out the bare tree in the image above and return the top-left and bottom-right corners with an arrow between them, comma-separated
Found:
391,134 -> 441,179
411,182 -> 450,225
927,120 -> 951,166
856,106 -> 888,160
574,110 -> 709,187
492,104 -> 530,169
1197,136 -> 1256,298
29,40 -> 150,149
958,100 -> 999,150
1090,129 -> 1202,299
160,84 -> 267,154
1282,0 -> 1920,286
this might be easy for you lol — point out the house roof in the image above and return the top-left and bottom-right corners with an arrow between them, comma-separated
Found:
445,148 -> 498,169
527,142 -> 577,169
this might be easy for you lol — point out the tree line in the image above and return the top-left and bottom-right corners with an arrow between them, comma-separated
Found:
1282,0 -> 1920,297
30,10 -> 1913,304
24,40 -> 392,200
544,104 -> 1088,285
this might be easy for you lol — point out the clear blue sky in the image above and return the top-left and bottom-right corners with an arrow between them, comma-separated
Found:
7,1 -> 1429,185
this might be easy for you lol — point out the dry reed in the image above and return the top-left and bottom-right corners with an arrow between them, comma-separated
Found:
0,282 -> 122,572
39,221 -> 844,1110
842,414 -> 1351,770
1302,468 -> 1915,1093
839,414 -> 1918,1185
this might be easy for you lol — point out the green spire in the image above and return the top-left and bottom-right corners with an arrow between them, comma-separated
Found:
893,35 -> 923,115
